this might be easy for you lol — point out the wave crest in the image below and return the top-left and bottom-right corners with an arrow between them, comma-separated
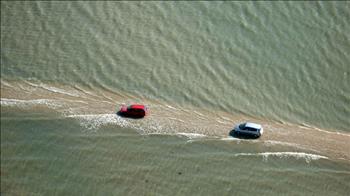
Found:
234,152 -> 328,163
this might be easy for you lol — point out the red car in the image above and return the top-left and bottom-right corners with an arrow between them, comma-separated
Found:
118,104 -> 148,118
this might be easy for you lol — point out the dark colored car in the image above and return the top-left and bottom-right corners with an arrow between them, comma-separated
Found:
118,104 -> 148,118
230,122 -> 264,139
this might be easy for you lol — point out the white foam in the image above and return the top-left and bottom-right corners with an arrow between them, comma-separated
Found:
263,140 -> 321,153
66,113 -> 129,130
221,137 -> 240,141
234,152 -> 328,163
221,137 -> 260,144
0,98 -> 62,109
177,132 -> 207,139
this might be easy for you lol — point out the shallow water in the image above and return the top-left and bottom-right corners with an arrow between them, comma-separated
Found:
1,1 -> 350,195
2,109 -> 350,195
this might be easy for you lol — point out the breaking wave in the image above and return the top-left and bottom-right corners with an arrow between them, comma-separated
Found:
234,152 -> 328,163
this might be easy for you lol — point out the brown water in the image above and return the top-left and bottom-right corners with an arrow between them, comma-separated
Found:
1,1 -> 350,195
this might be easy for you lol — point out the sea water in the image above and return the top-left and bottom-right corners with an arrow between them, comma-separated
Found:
1,1 -> 350,195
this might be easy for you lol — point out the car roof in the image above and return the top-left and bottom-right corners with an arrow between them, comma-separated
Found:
129,104 -> 146,109
245,122 -> 262,130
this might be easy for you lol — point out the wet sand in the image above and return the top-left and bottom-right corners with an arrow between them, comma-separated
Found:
2,80 -> 350,161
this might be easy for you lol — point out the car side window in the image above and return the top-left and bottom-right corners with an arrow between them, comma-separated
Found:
247,127 -> 258,132
136,109 -> 143,113
239,124 -> 246,130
